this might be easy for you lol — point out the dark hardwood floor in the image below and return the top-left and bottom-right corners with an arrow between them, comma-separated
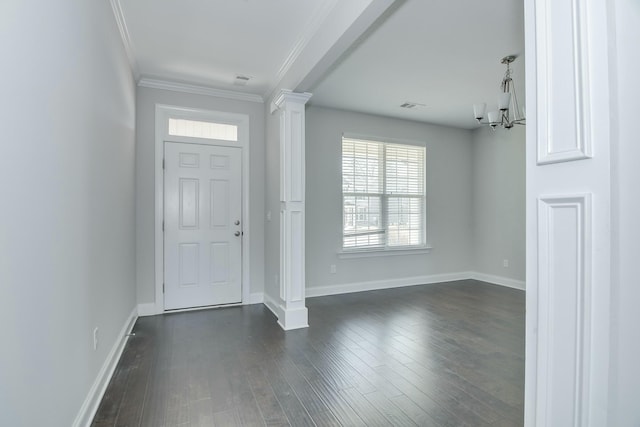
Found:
92,280 -> 525,426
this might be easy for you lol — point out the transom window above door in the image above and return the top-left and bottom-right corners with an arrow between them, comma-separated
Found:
168,118 -> 238,141
342,137 -> 426,251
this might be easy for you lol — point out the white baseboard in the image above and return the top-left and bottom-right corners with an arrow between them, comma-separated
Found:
137,302 -> 158,317
469,272 -> 526,290
306,272 -> 471,298
72,306 -> 137,427
306,271 -> 525,298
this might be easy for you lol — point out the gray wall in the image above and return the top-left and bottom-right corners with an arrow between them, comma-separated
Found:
471,126 -> 526,282
305,106 -> 474,290
0,1 -> 136,425
135,87 -> 266,304
609,0 -> 640,424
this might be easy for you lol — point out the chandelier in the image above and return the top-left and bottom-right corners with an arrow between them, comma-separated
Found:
473,55 -> 525,129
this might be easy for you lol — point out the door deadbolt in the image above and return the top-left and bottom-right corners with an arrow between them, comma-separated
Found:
234,231 -> 241,236
234,220 -> 240,225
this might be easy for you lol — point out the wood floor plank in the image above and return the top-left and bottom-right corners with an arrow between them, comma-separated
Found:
114,337 -> 153,427
246,366 -> 292,426
138,363 -> 169,427
404,360 -> 523,423
162,365 -> 191,426
203,364 -> 235,414
319,341 -> 404,400
188,398 -> 214,427
380,360 -> 502,424
374,358 -> 492,426
263,363 -> 315,427
308,378 -> 366,426
305,340 -> 378,395
337,387 -> 393,427
362,390 -> 419,427
226,366 -> 266,426
390,393 -> 443,427
92,340 -> 136,425
211,408 -> 242,427
270,356 -> 342,426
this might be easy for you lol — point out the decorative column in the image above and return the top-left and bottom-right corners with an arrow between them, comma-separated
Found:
272,90 -> 312,330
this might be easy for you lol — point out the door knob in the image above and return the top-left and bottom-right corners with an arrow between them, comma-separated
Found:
234,231 -> 241,236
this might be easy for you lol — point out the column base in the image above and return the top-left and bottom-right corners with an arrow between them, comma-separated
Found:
277,304 -> 308,331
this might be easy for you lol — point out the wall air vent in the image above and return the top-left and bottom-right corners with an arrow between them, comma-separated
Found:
400,102 -> 426,109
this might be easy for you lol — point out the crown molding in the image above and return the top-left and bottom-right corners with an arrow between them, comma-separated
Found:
138,78 -> 264,103
109,0 -> 140,81
265,0 -> 340,100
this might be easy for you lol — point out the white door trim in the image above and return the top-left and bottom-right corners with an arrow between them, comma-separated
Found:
154,104 -> 251,315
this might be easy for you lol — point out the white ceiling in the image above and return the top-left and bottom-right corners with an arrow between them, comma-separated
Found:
116,0 -> 331,96
115,0 -> 524,129
309,0 -> 525,129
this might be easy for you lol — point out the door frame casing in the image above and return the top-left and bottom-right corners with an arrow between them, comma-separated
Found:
154,104 -> 251,314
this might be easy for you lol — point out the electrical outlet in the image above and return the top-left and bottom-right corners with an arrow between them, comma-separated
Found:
503,259 -> 509,268
330,264 -> 337,274
93,327 -> 99,350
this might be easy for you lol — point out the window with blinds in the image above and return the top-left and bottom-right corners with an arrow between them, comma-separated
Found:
342,137 -> 426,250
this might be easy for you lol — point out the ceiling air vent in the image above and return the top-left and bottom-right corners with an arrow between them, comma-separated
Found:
400,101 -> 426,109
233,75 -> 251,86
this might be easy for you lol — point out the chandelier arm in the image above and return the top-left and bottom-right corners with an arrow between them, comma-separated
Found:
513,90 -> 523,122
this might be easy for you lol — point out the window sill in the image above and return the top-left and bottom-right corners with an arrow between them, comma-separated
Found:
337,246 -> 433,259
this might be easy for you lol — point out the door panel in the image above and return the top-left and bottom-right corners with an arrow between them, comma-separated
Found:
164,142 -> 242,310
179,243 -> 199,286
179,178 -> 199,228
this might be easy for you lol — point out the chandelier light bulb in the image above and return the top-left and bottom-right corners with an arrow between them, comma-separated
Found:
473,103 -> 487,121
498,92 -> 511,111
487,110 -> 500,126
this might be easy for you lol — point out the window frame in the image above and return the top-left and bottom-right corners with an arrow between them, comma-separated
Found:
340,135 -> 429,254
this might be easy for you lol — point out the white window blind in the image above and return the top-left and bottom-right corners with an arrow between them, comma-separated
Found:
342,137 -> 426,250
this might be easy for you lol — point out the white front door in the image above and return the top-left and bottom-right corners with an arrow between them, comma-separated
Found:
164,141 -> 243,310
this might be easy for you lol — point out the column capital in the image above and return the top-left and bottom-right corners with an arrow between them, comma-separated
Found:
271,90 -> 313,113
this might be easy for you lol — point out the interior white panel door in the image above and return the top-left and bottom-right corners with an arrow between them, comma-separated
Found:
525,0 -> 611,425
164,142 -> 242,310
